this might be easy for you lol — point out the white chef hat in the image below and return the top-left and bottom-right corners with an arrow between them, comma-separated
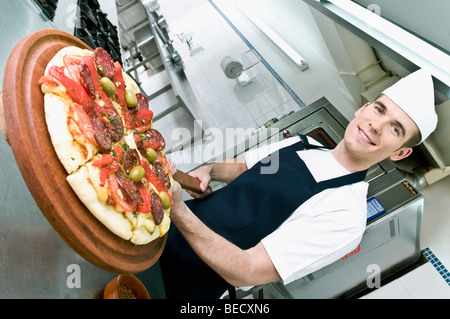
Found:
382,69 -> 437,144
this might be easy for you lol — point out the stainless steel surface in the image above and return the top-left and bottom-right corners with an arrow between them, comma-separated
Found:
142,1 -> 182,66
266,197 -> 424,298
141,1 -> 207,136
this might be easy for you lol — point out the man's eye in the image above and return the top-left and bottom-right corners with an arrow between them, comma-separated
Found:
392,125 -> 399,135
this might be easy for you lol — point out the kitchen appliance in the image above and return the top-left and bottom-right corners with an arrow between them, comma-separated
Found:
217,97 -> 425,298
74,0 -> 122,63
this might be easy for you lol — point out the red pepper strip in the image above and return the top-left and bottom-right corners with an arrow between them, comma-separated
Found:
143,139 -> 160,151
48,66 -> 104,117
111,62 -> 140,129
136,187 -> 151,214
112,63 -> 137,129
107,173 -> 135,212
63,54 -> 83,83
82,55 -> 116,111
137,109 -> 153,124
111,144 -> 124,162
141,160 -> 167,193
92,154 -> 114,167
48,66 -> 93,112
112,62 -> 127,109
97,169 -> 110,187
92,153 -> 121,187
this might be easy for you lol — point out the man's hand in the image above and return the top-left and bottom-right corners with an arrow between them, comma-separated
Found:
187,165 -> 213,199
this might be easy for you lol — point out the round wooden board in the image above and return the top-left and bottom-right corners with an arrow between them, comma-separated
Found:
2,29 -> 166,274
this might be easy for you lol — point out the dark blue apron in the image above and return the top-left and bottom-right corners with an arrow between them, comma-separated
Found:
159,135 -> 367,299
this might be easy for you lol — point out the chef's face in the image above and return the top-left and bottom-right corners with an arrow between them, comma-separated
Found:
344,94 -> 419,164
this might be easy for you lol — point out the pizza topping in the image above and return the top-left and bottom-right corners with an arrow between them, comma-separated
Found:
153,162 -> 171,190
71,103 -> 99,148
145,148 -> 157,163
82,55 -> 124,142
135,93 -> 149,111
80,62 -> 96,98
87,110 -> 112,152
143,129 -> 165,150
94,47 -> 116,79
115,169 -> 140,210
100,77 -> 116,97
136,186 -> 151,215
123,148 -> 140,173
111,61 -> 128,109
63,54 -> 83,83
125,90 -> 138,108
141,160 -> 167,193
107,173 -> 135,212
158,191 -> 172,209
129,166 -> 145,182
48,66 -> 93,110
151,192 -> 164,225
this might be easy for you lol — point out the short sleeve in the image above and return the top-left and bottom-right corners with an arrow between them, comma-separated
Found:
261,186 -> 367,285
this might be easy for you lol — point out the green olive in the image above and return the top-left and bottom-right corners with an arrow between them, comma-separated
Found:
145,148 -> 157,163
100,77 -> 116,97
125,90 -> 138,107
159,191 -> 171,209
129,165 -> 145,181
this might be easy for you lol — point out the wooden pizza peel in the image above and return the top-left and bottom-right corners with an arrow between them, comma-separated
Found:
0,29 -> 202,274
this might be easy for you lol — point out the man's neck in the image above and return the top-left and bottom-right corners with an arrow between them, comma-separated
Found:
331,142 -> 373,172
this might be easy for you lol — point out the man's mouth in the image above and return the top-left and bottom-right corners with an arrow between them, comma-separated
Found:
358,127 -> 375,145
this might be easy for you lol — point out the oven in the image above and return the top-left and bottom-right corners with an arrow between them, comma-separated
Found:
214,97 -> 425,298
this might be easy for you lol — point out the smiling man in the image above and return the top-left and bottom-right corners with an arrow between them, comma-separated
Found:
159,69 -> 438,299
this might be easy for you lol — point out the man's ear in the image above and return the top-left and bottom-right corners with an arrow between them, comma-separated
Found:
355,102 -> 370,117
389,147 -> 413,161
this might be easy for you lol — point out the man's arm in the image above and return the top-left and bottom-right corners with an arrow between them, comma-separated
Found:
187,158 -> 248,199
170,182 -> 281,287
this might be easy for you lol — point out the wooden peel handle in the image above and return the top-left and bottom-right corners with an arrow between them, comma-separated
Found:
173,170 -> 204,193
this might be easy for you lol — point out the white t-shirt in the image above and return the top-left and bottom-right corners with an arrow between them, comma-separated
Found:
245,136 -> 368,285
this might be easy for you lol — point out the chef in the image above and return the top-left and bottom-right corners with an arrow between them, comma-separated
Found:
159,69 -> 438,299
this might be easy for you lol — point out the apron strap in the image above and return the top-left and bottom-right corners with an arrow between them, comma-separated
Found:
298,134 -> 334,150
298,134 -> 368,186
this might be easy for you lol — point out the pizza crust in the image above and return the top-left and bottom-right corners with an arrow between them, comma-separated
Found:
44,94 -> 97,174
67,165 -> 134,241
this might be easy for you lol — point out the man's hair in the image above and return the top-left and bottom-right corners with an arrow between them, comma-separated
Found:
400,130 -> 421,149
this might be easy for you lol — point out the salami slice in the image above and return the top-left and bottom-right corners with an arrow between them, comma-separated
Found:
115,169 -> 140,209
123,149 -> 140,173
151,192 -> 164,225
94,47 -> 115,79
135,93 -> 149,111
88,110 -> 112,152
103,107 -> 124,142
144,129 -> 165,150
153,162 -> 171,190
79,62 -> 95,98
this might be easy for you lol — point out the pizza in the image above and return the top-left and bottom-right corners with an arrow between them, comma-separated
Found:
38,46 -> 172,245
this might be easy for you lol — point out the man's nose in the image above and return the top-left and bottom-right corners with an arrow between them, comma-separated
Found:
369,119 -> 384,134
